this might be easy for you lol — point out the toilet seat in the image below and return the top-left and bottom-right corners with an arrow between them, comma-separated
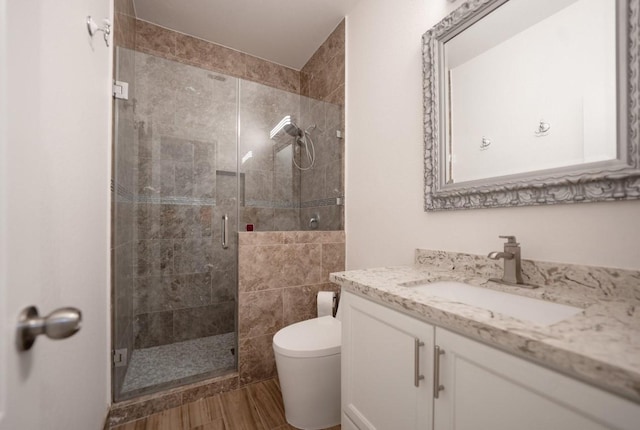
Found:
273,316 -> 341,358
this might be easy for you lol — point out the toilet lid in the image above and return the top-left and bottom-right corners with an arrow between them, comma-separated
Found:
273,316 -> 341,358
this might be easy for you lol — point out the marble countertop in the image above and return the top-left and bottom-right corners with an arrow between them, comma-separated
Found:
330,257 -> 640,404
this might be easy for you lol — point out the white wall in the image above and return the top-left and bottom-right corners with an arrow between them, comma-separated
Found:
345,0 -> 640,271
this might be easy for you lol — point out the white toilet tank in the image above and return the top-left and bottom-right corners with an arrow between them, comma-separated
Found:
273,315 -> 341,429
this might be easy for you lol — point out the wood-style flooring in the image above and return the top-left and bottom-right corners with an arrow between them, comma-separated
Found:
110,378 -> 341,430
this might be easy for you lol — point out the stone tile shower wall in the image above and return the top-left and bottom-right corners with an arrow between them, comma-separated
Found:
237,231 -> 345,385
300,21 -> 345,230
112,0 -> 137,397
114,0 -> 136,51
132,52 -> 237,349
301,20 -> 345,107
134,20 -> 300,94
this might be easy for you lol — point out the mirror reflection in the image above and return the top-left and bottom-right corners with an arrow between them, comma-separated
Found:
443,0 -> 616,184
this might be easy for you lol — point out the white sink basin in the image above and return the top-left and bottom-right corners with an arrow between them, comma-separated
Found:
411,281 -> 582,326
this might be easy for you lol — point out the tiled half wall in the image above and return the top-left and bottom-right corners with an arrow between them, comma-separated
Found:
238,231 -> 345,385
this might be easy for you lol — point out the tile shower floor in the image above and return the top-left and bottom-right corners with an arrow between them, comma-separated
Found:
122,333 -> 236,393
111,378 -> 341,430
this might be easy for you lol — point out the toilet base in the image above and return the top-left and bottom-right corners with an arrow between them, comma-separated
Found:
275,353 -> 341,430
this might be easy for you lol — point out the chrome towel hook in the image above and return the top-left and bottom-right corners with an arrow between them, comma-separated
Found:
480,137 -> 491,150
535,120 -> 550,137
87,16 -> 111,47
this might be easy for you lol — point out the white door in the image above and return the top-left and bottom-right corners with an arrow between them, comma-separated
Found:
0,0 -> 111,429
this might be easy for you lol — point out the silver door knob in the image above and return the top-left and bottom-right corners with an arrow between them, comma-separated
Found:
16,306 -> 82,351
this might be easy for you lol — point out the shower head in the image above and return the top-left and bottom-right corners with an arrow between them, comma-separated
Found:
270,115 -> 302,139
283,122 -> 302,138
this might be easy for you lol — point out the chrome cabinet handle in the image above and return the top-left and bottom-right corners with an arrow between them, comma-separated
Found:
414,338 -> 425,387
17,306 -> 82,351
221,214 -> 229,249
433,345 -> 445,398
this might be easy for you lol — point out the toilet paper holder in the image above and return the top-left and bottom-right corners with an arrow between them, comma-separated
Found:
317,291 -> 339,318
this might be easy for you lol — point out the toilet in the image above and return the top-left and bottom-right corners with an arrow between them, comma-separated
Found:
273,294 -> 341,430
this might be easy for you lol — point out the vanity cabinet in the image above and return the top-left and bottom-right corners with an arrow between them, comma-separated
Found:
434,327 -> 639,430
341,291 -> 640,430
341,292 -> 435,430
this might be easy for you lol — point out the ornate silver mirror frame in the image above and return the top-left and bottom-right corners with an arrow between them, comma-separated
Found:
422,0 -> 640,211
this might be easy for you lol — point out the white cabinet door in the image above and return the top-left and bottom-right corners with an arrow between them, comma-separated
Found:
342,292 -> 434,430
433,328 -> 640,430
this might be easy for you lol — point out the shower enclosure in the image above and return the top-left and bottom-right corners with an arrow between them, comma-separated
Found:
112,47 -> 343,401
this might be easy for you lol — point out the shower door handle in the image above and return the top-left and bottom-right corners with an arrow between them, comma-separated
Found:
221,214 -> 229,249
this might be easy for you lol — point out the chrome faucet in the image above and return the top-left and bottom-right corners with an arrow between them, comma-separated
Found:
488,235 -> 535,288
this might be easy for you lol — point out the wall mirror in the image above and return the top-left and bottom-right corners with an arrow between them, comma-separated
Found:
422,0 -> 640,210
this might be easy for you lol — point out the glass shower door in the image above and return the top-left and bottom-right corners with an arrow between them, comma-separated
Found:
112,47 -> 239,401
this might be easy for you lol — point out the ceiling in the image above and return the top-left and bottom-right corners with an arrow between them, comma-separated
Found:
133,0 -> 360,70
